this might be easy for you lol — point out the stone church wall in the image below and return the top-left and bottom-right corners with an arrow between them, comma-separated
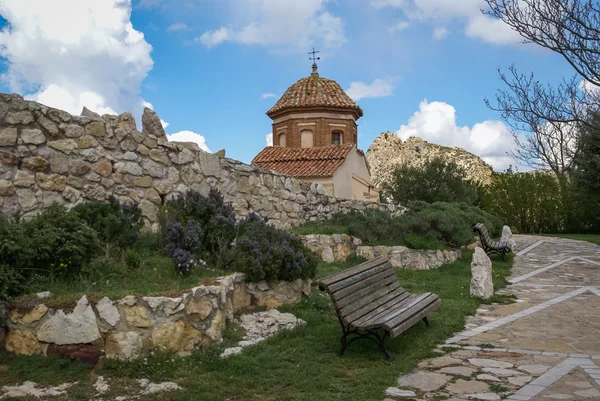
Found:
0,94 -> 401,229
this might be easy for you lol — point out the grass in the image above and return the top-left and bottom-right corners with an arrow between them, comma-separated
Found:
20,236 -> 226,304
1,252 -> 514,401
534,233 -> 600,246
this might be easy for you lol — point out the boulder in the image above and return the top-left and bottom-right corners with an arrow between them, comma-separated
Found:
141,108 -> 167,139
96,297 -> 120,327
470,247 -> 494,299
36,296 -> 101,345
500,225 -> 517,251
5,329 -> 42,355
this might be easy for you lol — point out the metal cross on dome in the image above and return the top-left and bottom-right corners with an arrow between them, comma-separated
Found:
309,47 -> 320,66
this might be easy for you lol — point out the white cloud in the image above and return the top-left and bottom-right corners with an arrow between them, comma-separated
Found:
197,0 -> 345,51
261,93 -> 277,99
197,27 -> 232,48
160,119 -> 169,129
432,27 -> 449,40
266,133 -> 273,146
396,99 -> 518,170
0,0 -> 153,121
346,78 -> 395,101
388,21 -> 410,33
371,0 -> 521,45
167,23 -> 188,32
167,131 -> 211,152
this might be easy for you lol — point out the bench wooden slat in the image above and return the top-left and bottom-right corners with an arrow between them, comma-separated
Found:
343,287 -> 408,324
330,267 -> 397,303
338,281 -> 401,316
389,298 -> 441,338
334,274 -> 399,310
351,292 -> 422,328
383,294 -> 440,331
328,262 -> 393,293
318,257 -> 388,287
362,293 -> 433,330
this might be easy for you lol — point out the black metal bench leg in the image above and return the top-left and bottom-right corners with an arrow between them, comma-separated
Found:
422,317 -> 429,327
337,317 -> 349,356
378,332 -> 395,361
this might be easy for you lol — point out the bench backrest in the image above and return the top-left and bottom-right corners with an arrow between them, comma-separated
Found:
316,257 -> 404,325
473,222 -> 497,247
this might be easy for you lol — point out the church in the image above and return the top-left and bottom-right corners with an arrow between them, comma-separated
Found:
252,57 -> 378,201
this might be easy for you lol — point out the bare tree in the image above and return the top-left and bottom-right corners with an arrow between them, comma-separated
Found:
483,0 -> 600,180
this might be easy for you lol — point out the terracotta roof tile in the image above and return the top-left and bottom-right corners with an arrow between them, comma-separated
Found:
266,75 -> 363,118
252,144 -> 354,177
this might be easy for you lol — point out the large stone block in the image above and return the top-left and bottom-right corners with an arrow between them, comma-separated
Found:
105,331 -> 143,360
151,320 -> 206,354
5,329 -> 42,355
470,247 -> 494,299
0,127 -> 17,146
37,296 -> 101,345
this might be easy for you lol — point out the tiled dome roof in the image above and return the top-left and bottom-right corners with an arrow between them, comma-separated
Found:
266,74 -> 363,118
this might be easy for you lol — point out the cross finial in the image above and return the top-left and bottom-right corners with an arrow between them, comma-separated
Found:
309,47 -> 320,76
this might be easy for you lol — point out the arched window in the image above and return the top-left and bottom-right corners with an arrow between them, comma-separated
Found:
332,131 -> 343,145
278,132 -> 287,147
300,130 -> 313,148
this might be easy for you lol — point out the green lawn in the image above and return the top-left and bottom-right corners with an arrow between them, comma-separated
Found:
0,252 -> 513,401
535,233 -> 600,246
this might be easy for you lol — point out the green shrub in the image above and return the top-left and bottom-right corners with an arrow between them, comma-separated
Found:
0,264 -> 25,302
2,205 -> 100,277
398,201 -> 502,248
233,213 -> 317,282
73,196 -> 143,249
125,250 -> 142,269
165,189 -> 236,269
382,157 -> 479,205
326,209 -> 401,244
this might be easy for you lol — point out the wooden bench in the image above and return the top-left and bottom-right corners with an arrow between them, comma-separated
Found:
473,222 -> 512,261
316,257 -> 441,360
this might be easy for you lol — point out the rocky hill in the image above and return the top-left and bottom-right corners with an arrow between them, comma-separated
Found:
366,132 -> 494,187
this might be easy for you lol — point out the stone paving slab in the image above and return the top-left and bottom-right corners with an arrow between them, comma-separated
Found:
383,235 -> 600,401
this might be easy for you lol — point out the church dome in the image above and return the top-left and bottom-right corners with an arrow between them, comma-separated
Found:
266,72 -> 363,119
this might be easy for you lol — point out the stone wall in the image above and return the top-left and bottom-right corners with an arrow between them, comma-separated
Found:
0,94 -> 401,229
302,234 -> 461,270
3,274 -> 311,360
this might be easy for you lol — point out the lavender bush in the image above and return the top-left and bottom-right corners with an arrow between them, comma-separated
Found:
233,213 -> 317,282
165,220 -> 202,274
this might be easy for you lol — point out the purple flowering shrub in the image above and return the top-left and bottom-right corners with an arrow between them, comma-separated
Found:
233,213 -> 317,282
165,189 -> 236,269
165,220 -> 202,274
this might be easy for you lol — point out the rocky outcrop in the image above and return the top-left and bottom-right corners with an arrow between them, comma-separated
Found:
301,234 -> 362,263
0,94 -> 401,230
3,274 -> 311,360
470,247 -> 494,299
366,132 -> 494,188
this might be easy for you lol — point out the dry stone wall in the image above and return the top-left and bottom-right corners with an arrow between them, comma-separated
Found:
0,94 -> 401,229
4,274 -> 311,360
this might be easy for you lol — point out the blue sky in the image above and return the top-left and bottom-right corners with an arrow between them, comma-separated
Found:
0,0 -> 576,170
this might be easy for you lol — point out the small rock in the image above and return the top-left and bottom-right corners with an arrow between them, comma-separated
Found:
508,375 -> 532,386
138,379 -> 181,395
439,366 -> 477,377
36,291 -> 51,298
385,387 -> 416,397
93,376 -> 109,394
0,381 -> 73,398
476,374 -> 501,382
220,347 -> 243,358
465,393 -> 500,400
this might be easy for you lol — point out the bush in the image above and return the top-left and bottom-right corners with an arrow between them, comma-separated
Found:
233,213 -> 318,282
0,264 -> 25,302
326,209 -> 401,244
165,220 -> 203,274
73,196 -> 143,249
398,202 -> 502,248
165,189 -> 236,269
382,157 -> 479,205
1,205 -> 100,277
125,250 -> 142,269
478,170 -> 567,233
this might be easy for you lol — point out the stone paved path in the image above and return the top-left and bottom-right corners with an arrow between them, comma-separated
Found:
384,235 -> 600,401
